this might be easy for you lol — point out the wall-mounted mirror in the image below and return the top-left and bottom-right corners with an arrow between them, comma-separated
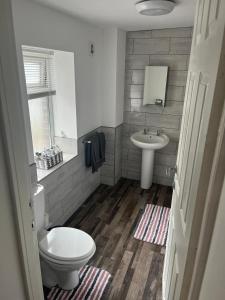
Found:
143,66 -> 168,107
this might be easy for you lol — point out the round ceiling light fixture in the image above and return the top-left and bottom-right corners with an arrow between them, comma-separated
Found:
135,0 -> 176,16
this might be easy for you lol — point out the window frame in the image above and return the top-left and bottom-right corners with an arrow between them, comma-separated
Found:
22,47 -> 56,154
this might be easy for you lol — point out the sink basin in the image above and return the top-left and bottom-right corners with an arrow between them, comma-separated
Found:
130,131 -> 169,189
130,131 -> 169,150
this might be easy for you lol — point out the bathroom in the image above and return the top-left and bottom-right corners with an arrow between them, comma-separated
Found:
2,0 -> 225,299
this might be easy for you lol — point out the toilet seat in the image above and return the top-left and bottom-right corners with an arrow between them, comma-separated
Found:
39,227 -> 96,263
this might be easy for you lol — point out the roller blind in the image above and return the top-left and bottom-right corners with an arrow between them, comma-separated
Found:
22,46 -> 56,100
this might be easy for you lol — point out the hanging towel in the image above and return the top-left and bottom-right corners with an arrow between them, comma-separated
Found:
85,132 -> 105,173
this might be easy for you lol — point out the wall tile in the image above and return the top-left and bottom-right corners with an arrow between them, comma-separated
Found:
104,153 -> 115,166
130,98 -> 143,112
101,164 -> 114,177
128,124 -> 146,135
153,176 -> 173,186
105,140 -> 115,154
125,70 -> 133,84
124,98 -> 131,111
155,153 -> 177,167
124,111 -> 146,125
126,84 -> 144,99
122,123 -> 130,137
168,71 -> 188,86
127,31 -> 152,39
100,125 -> 123,186
39,129 -> 101,225
166,86 -> 185,101
145,114 -> 180,129
149,55 -> 188,71
126,39 -> 134,54
133,38 -> 170,54
124,28 -> 191,186
126,55 -> 149,70
163,101 -> 184,115
157,141 -> 178,155
152,27 -> 192,38
170,38 -> 192,54
126,170 -> 141,180
101,175 -> 115,186
131,70 -> 145,84
154,164 -> 168,178
100,127 -> 115,141
128,148 -> 142,162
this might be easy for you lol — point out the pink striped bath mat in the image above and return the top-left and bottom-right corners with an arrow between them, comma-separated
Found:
47,265 -> 111,300
134,204 -> 170,246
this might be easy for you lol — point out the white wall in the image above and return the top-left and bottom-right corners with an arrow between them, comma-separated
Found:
101,28 -> 126,127
54,50 -> 77,139
11,0 -> 103,143
12,0 -> 126,163
101,28 -> 118,127
199,177 -> 225,300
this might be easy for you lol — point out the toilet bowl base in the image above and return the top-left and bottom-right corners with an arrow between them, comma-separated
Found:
58,270 -> 79,290
41,258 -> 80,290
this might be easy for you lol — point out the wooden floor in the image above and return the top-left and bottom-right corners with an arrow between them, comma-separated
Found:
65,178 -> 172,300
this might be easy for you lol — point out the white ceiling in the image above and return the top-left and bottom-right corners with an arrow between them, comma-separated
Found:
34,0 -> 196,31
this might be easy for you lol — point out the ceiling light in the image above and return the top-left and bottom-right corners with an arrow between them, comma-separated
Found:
135,0 -> 176,16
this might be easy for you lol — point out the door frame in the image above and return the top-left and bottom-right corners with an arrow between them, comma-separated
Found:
0,1 -> 44,299
163,0 -> 225,297
1,0 -> 225,300
188,95 -> 225,299
180,29 -> 225,299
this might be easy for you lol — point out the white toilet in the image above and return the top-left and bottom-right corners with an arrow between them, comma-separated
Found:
32,184 -> 96,290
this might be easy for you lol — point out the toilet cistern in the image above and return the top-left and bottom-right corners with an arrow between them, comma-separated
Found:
130,130 -> 169,189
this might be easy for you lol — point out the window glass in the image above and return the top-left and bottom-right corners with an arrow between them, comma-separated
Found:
28,97 -> 52,153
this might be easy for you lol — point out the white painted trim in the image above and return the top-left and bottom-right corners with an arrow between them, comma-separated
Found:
0,1 -> 44,299
188,100 -> 225,299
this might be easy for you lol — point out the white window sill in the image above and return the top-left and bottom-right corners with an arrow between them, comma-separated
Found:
37,153 -> 77,182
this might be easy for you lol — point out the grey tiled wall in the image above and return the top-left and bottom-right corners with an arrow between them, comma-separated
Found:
31,126 -> 122,226
38,130 -> 101,226
100,124 -> 123,186
123,27 -> 192,186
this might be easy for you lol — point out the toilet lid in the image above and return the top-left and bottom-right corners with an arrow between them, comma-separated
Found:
39,227 -> 96,262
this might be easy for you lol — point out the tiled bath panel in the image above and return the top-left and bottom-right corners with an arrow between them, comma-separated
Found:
38,131 -> 101,226
30,126 -> 122,225
123,27 -> 192,186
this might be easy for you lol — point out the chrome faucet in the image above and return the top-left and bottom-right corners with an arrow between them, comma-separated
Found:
143,128 -> 149,135
157,129 -> 161,136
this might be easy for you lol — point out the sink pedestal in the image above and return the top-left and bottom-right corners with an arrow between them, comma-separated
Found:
130,131 -> 169,189
141,149 -> 155,189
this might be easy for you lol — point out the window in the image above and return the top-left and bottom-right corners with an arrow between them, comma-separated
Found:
23,47 -> 56,154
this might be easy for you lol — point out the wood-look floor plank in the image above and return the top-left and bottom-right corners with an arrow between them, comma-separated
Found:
66,178 -> 172,300
109,250 -> 134,299
125,243 -> 154,300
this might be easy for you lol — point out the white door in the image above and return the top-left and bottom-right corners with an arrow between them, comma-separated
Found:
163,0 -> 225,299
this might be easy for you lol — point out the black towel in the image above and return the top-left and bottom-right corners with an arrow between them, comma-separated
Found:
85,132 -> 106,173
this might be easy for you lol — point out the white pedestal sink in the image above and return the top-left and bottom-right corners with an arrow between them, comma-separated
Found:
130,131 -> 169,189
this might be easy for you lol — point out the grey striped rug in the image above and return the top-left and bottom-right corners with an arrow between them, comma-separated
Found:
134,204 -> 170,246
47,265 -> 111,300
